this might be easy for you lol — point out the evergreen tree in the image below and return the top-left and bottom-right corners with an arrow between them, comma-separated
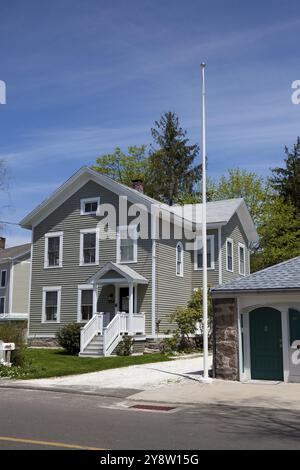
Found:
270,137 -> 300,211
147,112 -> 200,205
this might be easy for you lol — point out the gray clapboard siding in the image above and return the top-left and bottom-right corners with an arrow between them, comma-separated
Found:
29,180 -> 153,336
156,236 -> 192,333
11,257 -> 30,314
221,213 -> 250,283
191,228 -> 220,289
0,262 -> 11,314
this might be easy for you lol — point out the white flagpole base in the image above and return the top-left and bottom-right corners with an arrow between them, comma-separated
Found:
199,376 -> 214,384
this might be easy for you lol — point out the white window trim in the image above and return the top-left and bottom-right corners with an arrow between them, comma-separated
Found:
79,228 -> 100,266
0,269 -> 7,288
42,286 -> 61,323
116,225 -> 138,264
80,197 -> 100,216
0,296 -> 5,314
44,232 -> 63,269
176,242 -> 184,277
77,284 -> 97,323
194,235 -> 215,270
238,242 -> 246,276
226,238 -> 234,272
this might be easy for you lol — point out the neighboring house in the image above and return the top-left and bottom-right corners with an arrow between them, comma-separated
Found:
0,238 -> 31,322
211,256 -> 300,383
20,167 -> 257,356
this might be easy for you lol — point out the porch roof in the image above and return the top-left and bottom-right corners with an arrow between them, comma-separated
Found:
87,262 -> 148,285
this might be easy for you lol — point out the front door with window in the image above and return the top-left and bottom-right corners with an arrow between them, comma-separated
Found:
250,307 -> 283,381
118,287 -> 135,313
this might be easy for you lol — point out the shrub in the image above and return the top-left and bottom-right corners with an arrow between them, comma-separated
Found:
56,323 -> 81,355
0,321 -> 27,366
116,335 -> 133,356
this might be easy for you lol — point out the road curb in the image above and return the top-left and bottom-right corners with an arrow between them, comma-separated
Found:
0,383 -> 141,399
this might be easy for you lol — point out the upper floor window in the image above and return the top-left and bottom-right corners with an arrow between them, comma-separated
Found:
226,238 -> 234,272
80,197 -> 100,215
0,297 -> 5,314
117,226 -> 137,263
0,269 -> 7,287
195,235 -> 214,270
42,287 -> 61,322
176,242 -> 184,277
44,232 -> 63,268
80,229 -> 99,266
238,243 -> 246,276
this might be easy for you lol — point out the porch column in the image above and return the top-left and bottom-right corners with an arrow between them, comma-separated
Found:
128,282 -> 134,335
93,283 -> 98,315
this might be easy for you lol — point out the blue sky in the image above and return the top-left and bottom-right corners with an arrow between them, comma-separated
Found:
1,0 -> 300,246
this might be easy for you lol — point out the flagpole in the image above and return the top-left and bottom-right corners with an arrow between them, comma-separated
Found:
201,62 -> 209,381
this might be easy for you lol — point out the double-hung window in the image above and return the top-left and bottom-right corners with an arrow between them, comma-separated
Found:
0,270 -> 7,287
78,285 -> 95,322
195,235 -> 214,270
80,229 -> 99,265
117,226 -> 137,263
226,238 -> 234,272
44,232 -> 63,268
80,197 -> 100,215
238,243 -> 246,276
176,242 -> 184,277
42,287 -> 61,322
0,297 -> 5,314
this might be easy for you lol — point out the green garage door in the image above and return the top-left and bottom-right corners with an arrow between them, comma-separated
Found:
250,307 -> 283,381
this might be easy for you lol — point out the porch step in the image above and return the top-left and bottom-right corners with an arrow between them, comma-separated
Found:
80,334 -> 105,357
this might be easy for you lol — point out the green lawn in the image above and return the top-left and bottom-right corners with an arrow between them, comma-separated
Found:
20,349 -> 172,380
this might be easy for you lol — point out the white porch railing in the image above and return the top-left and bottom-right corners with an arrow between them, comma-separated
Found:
80,312 -> 145,356
103,313 -> 127,357
80,313 -> 103,353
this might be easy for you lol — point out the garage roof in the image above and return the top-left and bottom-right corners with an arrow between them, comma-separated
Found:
211,256 -> 300,294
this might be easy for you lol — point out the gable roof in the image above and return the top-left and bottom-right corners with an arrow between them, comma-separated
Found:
87,262 -> 148,285
211,256 -> 300,294
19,166 -> 258,243
0,243 -> 31,263
170,198 -> 258,243
20,166 -> 166,229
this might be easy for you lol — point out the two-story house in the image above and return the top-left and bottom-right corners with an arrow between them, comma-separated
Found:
0,238 -> 31,322
20,167 -> 258,355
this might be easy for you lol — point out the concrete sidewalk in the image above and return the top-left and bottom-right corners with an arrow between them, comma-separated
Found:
0,355 -> 212,397
129,379 -> 300,410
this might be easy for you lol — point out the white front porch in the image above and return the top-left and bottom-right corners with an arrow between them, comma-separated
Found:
79,262 -> 148,357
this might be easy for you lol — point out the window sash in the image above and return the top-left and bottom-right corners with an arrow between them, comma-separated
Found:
84,201 -> 98,213
81,290 -> 93,321
197,238 -> 213,269
239,246 -> 245,274
0,297 -> 5,314
118,226 -> 136,262
0,270 -> 6,287
176,244 -> 183,276
48,236 -> 60,267
45,291 -> 58,321
83,233 -> 96,264
227,241 -> 233,271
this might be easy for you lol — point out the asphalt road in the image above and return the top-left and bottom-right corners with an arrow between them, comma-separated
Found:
0,388 -> 300,450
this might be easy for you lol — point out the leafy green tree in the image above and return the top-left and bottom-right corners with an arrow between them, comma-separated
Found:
92,146 -> 149,189
257,196 -> 300,268
147,112 -> 200,205
270,137 -> 300,212
210,168 -> 269,225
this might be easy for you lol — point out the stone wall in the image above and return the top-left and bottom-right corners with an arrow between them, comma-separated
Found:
213,297 -> 239,380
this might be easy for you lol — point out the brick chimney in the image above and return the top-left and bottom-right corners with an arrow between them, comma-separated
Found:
0,237 -> 6,250
132,179 -> 144,194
